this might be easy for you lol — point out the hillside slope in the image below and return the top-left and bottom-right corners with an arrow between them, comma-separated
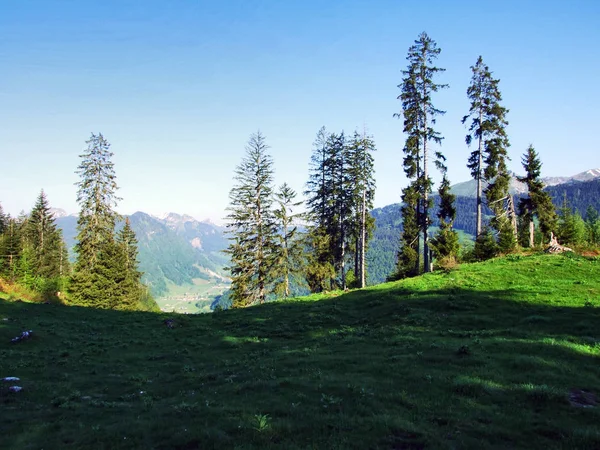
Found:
1,253 -> 598,449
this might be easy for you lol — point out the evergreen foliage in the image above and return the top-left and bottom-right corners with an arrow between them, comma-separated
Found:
471,226 -> 498,261
273,183 -> 304,298
463,56 -> 510,239
346,131 -> 376,288
556,196 -> 586,246
73,133 -> 121,273
0,202 -> 8,235
304,127 -> 377,290
430,172 -> 459,264
225,131 -> 278,307
395,31 -> 447,275
517,145 -> 557,246
303,228 -> 336,293
390,185 -> 420,280
464,59 -> 515,252
70,133 -> 153,310
584,206 -> 600,246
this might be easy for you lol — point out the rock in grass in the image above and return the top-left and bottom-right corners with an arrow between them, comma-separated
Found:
10,330 -> 33,343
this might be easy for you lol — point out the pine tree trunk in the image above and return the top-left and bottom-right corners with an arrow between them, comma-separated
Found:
476,115 -> 483,238
529,219 -> 535,248
423,100 -> 430,273
360,188 -> 366,288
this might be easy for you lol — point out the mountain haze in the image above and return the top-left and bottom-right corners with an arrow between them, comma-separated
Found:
56,212 -> 230,302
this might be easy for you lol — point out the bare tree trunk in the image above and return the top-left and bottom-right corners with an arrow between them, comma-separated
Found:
423,102 -> 430,273
476,110 -> 483,237
529,220 -> 535,248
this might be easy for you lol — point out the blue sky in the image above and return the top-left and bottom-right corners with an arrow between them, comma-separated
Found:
1,0 -> 598,222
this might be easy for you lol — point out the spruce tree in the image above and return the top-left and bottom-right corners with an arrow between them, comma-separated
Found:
225,131 -> 278,306
390,184 -> 420,280
273,183 -> 304,298
304,127 -> 336,291
430,170 -> 459,265
304,129 -> 353,290
24,190 -> 68,279
396,32 -> 447,274
71,133 -> 122,308
517,145 -> 557,246
73,133 -> 121,272
347,131 -> 376,288
112,219 -> 142,310
0,202 -> 8,235
584,206 -> 600,246
463,56 -> 513,250
557,196 -> 586,246
1,217 -> 23,279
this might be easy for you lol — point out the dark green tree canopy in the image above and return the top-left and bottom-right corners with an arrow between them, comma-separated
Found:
225,131 -> 278,306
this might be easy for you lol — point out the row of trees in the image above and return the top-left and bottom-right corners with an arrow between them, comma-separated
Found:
1,133 -> 156,311
225,128 -> 376,307
391,32 -> 558,279
0,192 -> 70,298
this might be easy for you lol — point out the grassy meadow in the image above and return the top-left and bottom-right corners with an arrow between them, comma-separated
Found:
1,253 -> 599,449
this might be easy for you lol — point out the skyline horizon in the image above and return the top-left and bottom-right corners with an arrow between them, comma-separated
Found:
7,164 -> 600,226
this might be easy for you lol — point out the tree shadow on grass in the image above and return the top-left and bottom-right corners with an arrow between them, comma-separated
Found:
0,284 -> 599,449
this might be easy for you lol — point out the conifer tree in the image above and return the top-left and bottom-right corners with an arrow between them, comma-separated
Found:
273,183 -> 304,298
305,127 -> 336,290
430,170 -> 459,264
304,129 -> 353,290
556,196 -> 586,246
225,131 -> 278,306
396,32 -> 447,274
0,202 -> 8,235
584,206 -> 600,246
24,190 -> 68,279
463,56 -> 512,250
390,184 -> 420,280
114,218 -> 143,310
0,217 -> 23,279
71,133 -> 123,308
347,131 -> 376,288
517,145 -> 557,246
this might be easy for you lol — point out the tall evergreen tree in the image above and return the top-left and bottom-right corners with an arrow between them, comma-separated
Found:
463,56 -> 513,250
73,133 -> 121,272
115,218 -> 143,310
273,183 -> 304,298
304,129 -> 353,290
396,31 -> 447,274
71,133 -> 123,308
517,145 -> 557,246
347,131 -> 376,288
225,131 -> 278,306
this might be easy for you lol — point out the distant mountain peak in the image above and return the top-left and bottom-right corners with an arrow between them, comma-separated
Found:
451,167 -> 600,198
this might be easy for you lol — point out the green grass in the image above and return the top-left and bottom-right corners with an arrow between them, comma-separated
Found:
1,253 -> 599,449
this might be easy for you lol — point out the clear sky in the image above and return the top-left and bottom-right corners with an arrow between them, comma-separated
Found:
1,0 -> 598,223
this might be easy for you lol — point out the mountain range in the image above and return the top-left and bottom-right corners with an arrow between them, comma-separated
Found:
56,212 -> 230,307
450,168 -> 600,197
